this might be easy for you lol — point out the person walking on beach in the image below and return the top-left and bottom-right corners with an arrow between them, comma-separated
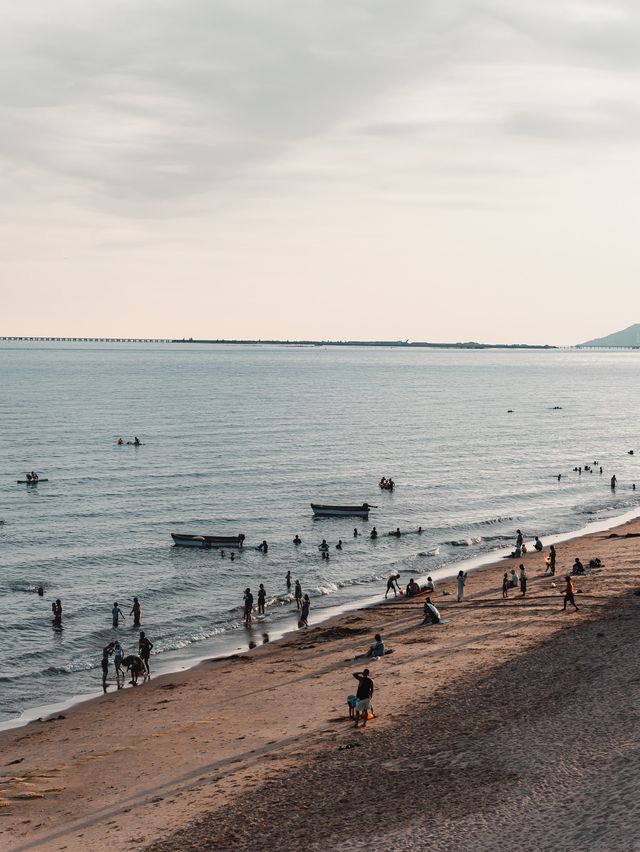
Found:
456,570 -> 466,602
52,599 -> 63,626
294,580 -> 303,610
286,570 -> 292,591
352,669 -> 374,728
519,564 -> 527,596
299,593 -> 310,628
130,597 -> 141,627
112,602 -> 124,628
385,573 -> 400,599
549,544 -> 556,575
562,576 -> 579,611
243,588 -> 254,626
502,573 -> 509,599
139,631 -> 153,674
101,643 -> 114,692
257,583 -> 266,615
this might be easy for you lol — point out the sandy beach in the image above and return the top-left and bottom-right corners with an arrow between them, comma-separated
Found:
1,519 -> 639,852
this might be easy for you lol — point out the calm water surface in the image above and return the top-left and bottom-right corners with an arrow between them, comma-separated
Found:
1,343 -> 639,722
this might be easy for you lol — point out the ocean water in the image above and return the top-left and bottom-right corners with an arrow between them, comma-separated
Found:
1,342 -> 640,723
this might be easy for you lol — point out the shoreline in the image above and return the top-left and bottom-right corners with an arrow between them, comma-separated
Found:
1,512 -> 639,850
3,503 -> 640,734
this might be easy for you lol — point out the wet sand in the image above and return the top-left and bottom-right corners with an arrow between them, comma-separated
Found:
1,519 -> 639,851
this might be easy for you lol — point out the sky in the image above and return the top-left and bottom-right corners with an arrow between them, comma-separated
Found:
2,0 -> 640,345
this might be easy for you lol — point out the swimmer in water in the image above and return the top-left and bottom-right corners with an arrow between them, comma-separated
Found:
353,528 -> 359,537
37,586 -> 44,596
336,540 -> 342,550
370,527 -> 378,540
286,570 -> 292,590
257,583 -> 266,615
293,535 -> 301,545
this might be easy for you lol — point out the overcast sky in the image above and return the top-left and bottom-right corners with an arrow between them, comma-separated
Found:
2,0 -> 640,344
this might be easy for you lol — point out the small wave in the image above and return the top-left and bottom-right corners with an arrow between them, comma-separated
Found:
446,537 -> 482,547
468,516 -> 513,528
417,547 -> 440,558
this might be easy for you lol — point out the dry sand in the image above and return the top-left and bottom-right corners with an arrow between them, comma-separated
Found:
1,520 -> 639,851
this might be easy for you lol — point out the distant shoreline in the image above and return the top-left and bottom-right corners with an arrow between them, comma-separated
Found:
0,335 -> 557,349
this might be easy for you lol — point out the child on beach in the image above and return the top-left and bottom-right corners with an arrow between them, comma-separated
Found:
510,569 -> 518,588
502,573 -> 509,599
519,565 -> 527,596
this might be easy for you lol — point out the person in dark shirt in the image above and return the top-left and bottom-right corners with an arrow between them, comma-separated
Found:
294,580 -> 303,610
122,654 -> 144,686
243,588 -> 254,626
502,573 -> 509,599
138,631 -> 153,674
352,669 -> 374,728
101,642 -> 115,692
385,573 -> 400,599
257,584 -> 266,615
130,596 -> 141,627
286,570 -> 292,590
299,594 -> 310,627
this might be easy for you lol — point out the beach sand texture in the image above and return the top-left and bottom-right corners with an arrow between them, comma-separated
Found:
1,520 -> 639,852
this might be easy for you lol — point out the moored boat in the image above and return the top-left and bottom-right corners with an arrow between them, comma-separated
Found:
311,503 -> 372,518
171,533 -> 245,549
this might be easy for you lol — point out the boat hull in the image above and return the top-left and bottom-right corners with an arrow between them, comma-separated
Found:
311,503 -> 370,518
171,533 -> 245,549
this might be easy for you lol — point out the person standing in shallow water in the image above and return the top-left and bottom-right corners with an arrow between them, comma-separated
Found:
456,571 -> 466,602
138,631 -> 153,674
52,599 -> 63,626
299,594 -> 310,627
294,580 -> 303,610
286,570 -> 292,591
112,602 -> 124,628
243,588 -> 254,626
257,583 -> 266,615
130,597 -> 141,627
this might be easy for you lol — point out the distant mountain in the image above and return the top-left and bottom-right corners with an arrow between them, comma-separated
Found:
578,324 -> 640,348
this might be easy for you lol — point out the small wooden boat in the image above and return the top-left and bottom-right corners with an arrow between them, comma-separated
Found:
311,503 -> 373,518
171,533 -> 245,549
17,479 -> 48,484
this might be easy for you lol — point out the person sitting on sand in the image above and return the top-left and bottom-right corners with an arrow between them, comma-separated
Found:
510,569 -> 518,588
385,574 -> 400,598
423,597 -> 441,624
502,573 -> 509,599
571,557 -> 585,576
366,633 -> 385,658
534,536 -> 543,552
122,654 -> 145,686
406,577 -> 421,597
424,576 -> 434,592
352,669 -> 374,728
520,542 -> 528,555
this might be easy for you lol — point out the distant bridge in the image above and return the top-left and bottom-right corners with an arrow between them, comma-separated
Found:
0,336 -> 171,343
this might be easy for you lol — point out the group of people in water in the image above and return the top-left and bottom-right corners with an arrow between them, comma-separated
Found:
117,436 -> 142,446
243,572 -> 311,629
379,477 -> 395,491
25,470 -> 39,482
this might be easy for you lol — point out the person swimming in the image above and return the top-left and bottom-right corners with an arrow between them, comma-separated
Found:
370,527 -> 378,539
293,535 -> 302,545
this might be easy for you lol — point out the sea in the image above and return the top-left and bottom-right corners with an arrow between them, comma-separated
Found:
1,342 -> 640,726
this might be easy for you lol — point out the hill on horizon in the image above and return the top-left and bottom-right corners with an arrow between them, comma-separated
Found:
578,324 -> 640,348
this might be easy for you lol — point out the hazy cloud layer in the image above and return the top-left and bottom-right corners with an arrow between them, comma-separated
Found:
2,1 -> 640,341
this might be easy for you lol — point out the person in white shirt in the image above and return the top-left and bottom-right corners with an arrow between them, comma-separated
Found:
423,597 -> 441,624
